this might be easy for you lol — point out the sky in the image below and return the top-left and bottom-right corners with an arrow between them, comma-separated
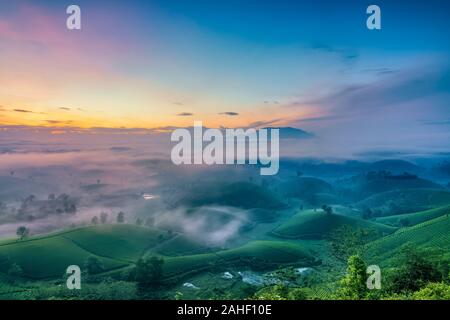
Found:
0,0 -> 449,154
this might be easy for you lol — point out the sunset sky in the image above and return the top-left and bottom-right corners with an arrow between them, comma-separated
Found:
0,0 -> 449,147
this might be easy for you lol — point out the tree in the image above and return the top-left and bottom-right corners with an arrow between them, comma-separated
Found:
252,284 -> 309,300
327,226 -> 375,262
136,218 -> 143,226
91,216 -> 99,225
389,245 -> 442,293
133,256 -> 164,292
322,205 -> 333,215
84,256 -> 104,275
117,211 -> 125,223
412,282 -> 450,300
100,212 -> 108,224
336,255 -> 367,299
16,226 -> 29,240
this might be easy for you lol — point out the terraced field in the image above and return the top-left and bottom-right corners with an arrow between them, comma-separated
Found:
365,215 -> 450,264
0,235 -> 125,279
376,205 -> 450,227
0,224 -> 317,281
63,225 -> 171,262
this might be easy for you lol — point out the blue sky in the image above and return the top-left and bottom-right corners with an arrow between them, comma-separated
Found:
0,0 -> 449,156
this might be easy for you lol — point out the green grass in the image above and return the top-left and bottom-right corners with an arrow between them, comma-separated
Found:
272,210 -> 396,239
0,224 -> 174,279
162,240 -> 317,278
375,205 -> 450,227
0,236 -> 124,279
146,234 -> 214,257
63,224 -> 170,262
365,215 -> 450,264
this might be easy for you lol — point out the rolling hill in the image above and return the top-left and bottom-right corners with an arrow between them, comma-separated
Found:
339,173 -> 442,200
278,177 -> 336,204
0,224 -> 316,281
271,209 -> 396,239
174,181 -> 285,209
356,188 -> 450,216
367,160 -> 423,175
0,225 -> 171,279
162,240 -> 318,278
365,215 -> 450,264
376,205 -> 450,227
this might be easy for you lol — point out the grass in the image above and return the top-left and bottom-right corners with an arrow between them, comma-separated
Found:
63,224 -> 170,262
365,215 -> 450,264
0,224 -> 174,279
146,234 -> 214,257
375,205 -> 450,227
272,209 -> 396,239
0,236 -> 125,279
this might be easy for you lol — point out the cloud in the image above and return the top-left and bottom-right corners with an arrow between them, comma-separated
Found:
177,112 -> 193,116
219,112 -> 239,116
295,66 -> 450,117
13,109 -> 33,113
46,120 -> 73,125
173,102 -> 184,106
308,43 -> 359,64
59,107 -> 71,111
247,118 -> 283,128
294,115 -> 344,123
361,68 -> 397,76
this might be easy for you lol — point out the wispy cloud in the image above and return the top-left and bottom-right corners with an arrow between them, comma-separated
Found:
59,107 -> 71,111
219,112 -> 239,116
247,118 -> 283,128
13,109 -> 33,113
177,112 -> 193,116
294,115 -> 343,123
46,120 -> 73,125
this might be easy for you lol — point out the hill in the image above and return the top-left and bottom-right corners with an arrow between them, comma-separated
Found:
367,160 -> 422,175
339,172 -> 442,200
356,188 -> 450,216
271,209 -> 396,239
365,215 -> 450,264
162,240 -> 318,278
278,177 -> 336,204
376,205 -> 450,227
174,182 -> 285,209
0,225 -> 172,279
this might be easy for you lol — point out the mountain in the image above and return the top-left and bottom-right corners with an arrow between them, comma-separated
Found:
263,127 -> 313,139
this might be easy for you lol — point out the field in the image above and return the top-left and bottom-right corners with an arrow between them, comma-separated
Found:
0,164 -> 449,300
376,205 -> 450,227
365,215 -> 450,264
